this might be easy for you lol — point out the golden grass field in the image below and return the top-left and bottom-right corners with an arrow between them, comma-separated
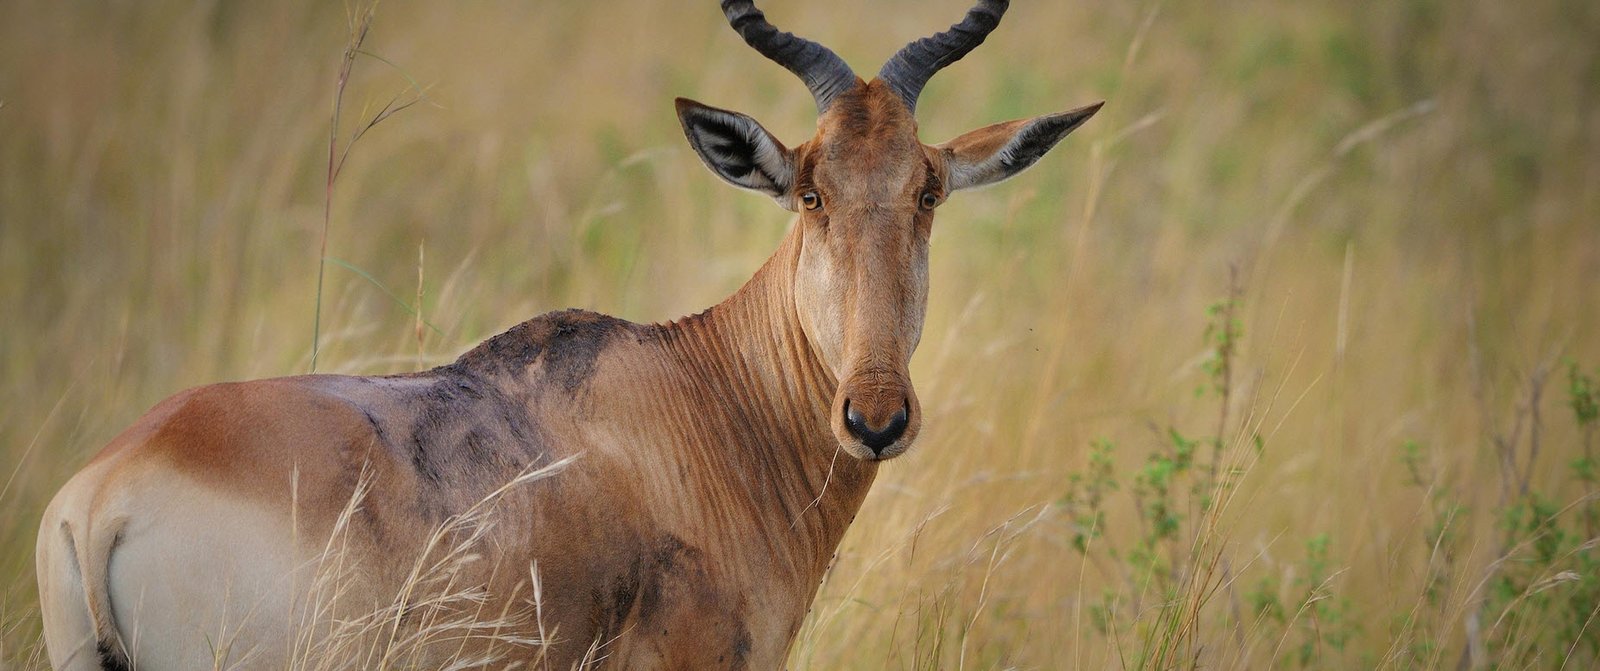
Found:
2,0 -> 1597,668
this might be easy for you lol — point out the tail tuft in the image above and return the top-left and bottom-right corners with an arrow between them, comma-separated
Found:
96,640 -> 131,671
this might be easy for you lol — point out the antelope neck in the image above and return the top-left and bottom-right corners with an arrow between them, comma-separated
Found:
655,225 -> 876,564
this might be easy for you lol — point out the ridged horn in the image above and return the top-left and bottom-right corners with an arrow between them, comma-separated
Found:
877,0 -> 1009,113
722,0 -> 859,112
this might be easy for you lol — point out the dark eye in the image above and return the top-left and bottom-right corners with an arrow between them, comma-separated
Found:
919,191 -> 939,210
801,191 -> 823,211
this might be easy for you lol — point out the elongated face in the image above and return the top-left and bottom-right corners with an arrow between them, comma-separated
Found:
789,82 -> 934,460
678,0 -> 1100,460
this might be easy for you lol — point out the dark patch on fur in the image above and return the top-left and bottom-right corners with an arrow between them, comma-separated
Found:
403,379 -> 465,485
464,428 -> 490,460
97,640 -> 131,671
453,322 -> 542,375
728,625 -> 753,670
455,309 -> 638,393
360,407 -> 388,444
588,543 -> 645,649
350,364 -> 548,507
589,533 -> 716,653
637,534 -> 705,624
539,310 -> 633,392
604,554 -> 644,636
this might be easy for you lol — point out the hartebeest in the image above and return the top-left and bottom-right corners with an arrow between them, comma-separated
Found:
38,1 -> 1099,668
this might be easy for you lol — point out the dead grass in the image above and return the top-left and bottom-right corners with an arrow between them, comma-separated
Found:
2,0 -> 1597,668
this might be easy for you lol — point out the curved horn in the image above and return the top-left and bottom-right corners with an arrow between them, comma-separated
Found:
722,0 -> 858,112
877,0 -> 1009,113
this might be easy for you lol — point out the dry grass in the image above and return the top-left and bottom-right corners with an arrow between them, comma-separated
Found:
284,457 -> 578,671
2,0 -> 1598,668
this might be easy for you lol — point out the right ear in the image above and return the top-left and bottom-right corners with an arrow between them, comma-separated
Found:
676,98 -> 796,207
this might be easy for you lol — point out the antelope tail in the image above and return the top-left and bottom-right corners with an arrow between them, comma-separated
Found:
38,496 -> 131,671
79,514 -> 132,671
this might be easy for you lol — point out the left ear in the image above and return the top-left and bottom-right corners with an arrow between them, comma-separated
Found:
939,101 -> 1103,191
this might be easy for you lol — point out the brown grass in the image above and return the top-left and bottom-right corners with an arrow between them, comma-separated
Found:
2,0 -> 1597,668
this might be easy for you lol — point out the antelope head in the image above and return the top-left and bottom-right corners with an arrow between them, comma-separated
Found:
677,0 -> 1101,461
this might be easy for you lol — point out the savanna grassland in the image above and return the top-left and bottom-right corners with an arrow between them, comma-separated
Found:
2,0 -> 1598,668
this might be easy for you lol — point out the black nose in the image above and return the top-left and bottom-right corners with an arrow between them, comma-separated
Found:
844,400 -> 910,454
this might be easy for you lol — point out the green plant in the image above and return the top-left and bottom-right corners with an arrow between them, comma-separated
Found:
1057,279 -> 1358,667
1401,361 -> 1600,669
1475,361 -> 1600,665
1292,534 -> 1355,665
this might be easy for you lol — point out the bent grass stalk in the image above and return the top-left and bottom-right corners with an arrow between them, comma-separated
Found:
313,1 -> 429,373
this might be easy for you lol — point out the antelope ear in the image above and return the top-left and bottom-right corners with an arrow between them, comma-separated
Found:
676,98 -> 796,206
939,101 -> 1103,191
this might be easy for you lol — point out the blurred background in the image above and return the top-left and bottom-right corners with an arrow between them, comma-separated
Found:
1,0 -> 1596,667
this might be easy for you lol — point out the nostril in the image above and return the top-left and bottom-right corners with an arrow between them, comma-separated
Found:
886,403 -> 909,431
843,399 -> 912,454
